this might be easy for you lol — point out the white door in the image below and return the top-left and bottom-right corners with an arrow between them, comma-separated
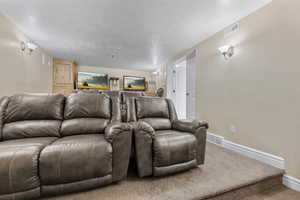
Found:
186,50 -> 197,120
173,62 -> 187,119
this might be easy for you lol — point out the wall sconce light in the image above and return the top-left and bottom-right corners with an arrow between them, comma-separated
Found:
218,45 -> 234,59
20,41 -> 26,51
27,42 -> 38,53
152,71 -> 159,75
20,41 -> 38,54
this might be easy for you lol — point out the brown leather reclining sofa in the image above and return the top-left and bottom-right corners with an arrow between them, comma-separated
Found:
126,97 -> 208,177
0,91 -> 208,200
0,93 -> 132,200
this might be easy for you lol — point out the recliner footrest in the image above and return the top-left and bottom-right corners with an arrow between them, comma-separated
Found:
153,159 -> 197,176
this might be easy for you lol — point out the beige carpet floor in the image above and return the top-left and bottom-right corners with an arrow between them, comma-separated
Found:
42,143 -> 293,200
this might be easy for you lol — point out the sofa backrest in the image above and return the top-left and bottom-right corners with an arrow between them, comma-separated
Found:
73,89 -> 100,94
2,93 -> 65,140
61,93 -> 120,136
130,97 -> 178,130
120,91 -> 144,122
102,91 -> 121,100
121,91 -> 144,104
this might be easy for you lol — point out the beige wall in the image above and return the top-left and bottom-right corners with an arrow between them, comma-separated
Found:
180,0 -> 300,179
78,65 -> 156,91
0,13 -> 53,96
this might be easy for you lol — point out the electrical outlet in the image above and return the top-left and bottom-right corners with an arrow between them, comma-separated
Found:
229,125 -> 237,134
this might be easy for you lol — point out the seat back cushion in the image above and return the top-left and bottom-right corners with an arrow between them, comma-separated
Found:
136,97 -> 171,130
5,93 -> 65,123
136,97 -> 170,119
62,93 -> 111,136
3,120 -> 61,140
2,94 -> 64,140
64,93 -> 111,119
61,118 -> 109,136
139,118 -> 171,130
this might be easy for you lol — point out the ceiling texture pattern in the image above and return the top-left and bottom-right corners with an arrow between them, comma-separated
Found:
0,0 -> 271,71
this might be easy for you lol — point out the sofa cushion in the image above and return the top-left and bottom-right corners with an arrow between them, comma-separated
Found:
5,93 -> 65,123
139,118 -> 171,130
153,130 -> 197,167
0,137 -> 58,147
2,120 -> 61,140
61,118 -> 109,136
64,93 -> 111,119
0,137 -> 57,195
136,97 -> 169,119
40,134 -> 112,185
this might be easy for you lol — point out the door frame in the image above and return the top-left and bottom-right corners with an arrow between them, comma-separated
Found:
169,56 -> 187,119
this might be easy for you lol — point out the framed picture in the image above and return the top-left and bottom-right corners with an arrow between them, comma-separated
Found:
77,72 -> 109,90
123,76 -> 146,91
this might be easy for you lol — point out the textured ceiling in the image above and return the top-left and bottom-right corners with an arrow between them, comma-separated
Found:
0,0 -> 271,71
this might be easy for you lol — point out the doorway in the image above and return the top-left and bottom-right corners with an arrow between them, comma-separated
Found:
172,60 -> 187,119
169,50 -> 197,120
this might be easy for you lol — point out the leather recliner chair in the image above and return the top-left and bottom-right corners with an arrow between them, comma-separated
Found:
0,93 -> 132,199
127,97 -> 208,177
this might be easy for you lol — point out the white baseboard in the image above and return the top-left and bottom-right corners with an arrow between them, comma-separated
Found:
206,132 -> 224,145
206,132 -> 300,192
283,175 -> 300,192
222,140 -> 285,169
207,132 -> 284,169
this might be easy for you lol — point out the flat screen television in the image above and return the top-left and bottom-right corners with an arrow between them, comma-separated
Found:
77,72 -> 109,90
123,76 -> 146,91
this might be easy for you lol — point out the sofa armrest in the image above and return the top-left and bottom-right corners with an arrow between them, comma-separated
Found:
105,122 -> 132,143
172,119 -> 208,133
173,119 -> 208,165
105,123 -> 133,182
133,121 -> 155,177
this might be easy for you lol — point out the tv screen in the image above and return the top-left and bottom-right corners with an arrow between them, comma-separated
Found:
123,76 -> 146,91
77,72 -> 109,90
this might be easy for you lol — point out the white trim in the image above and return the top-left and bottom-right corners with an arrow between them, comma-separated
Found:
222,140 -> 284,170
207,132 -> 284,169
283,175 -> 300,192
207,132 -> 300,192
207,132 -> 224,145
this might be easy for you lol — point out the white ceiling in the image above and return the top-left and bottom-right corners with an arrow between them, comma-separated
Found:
0,0 -> 271,71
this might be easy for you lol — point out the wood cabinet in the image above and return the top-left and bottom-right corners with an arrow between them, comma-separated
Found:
52,59 -> 76,96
